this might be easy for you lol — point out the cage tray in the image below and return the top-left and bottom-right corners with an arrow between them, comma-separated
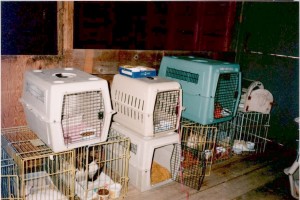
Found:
119,65 -> 156,78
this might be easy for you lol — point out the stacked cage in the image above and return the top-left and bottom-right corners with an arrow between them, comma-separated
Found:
1,126 -> 75,200
71,128 -> 130,200
170,119 -> 217,190
159,55 -> 241,125
110,74 -> 182,192
1,148 -> 20,199
20,68 -> 114,153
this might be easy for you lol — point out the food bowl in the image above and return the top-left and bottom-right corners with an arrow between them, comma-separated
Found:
233,147 -> 242,155
246,141 -> 255,150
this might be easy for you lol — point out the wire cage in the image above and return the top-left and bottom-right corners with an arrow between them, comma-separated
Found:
1,148 -> 21,199
71,128 -> 130,200
111,74 -> 182,137
179,119 -> 218,175
180,118 -> 232,164
1,126 -> 75,200
212,121 -> 235,163
20,68 -> 114,152
159,55 -> 241,125
230,111 -> 270,154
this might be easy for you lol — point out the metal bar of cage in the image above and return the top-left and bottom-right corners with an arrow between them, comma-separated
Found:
1,126 -> 75,200
179,119 -> 218,176
72,128 -> 130,200
230,111 -> 270,154
1,147 -> 21,199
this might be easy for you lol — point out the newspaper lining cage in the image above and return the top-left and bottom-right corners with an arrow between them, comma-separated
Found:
20,68 -> 114,152
230,111 -> 270,154
111,74 -> 182,137
1,126 -> 75,200
69,128 -> 130,200
159,55 -> 241,125
1,148 -> 21,199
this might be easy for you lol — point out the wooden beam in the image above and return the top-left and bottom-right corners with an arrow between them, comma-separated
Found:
57,1 -> 74,55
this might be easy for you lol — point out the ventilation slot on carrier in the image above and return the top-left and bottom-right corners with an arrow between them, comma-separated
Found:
166,67 -> 199,84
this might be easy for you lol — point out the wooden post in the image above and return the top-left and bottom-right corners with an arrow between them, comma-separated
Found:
57,1 -> 74,55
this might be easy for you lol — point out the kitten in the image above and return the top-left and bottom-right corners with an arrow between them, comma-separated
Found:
75,146 -> 105,182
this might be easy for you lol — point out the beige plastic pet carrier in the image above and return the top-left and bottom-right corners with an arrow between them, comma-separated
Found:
20,68 -> 114,153
111,74 -> 182,137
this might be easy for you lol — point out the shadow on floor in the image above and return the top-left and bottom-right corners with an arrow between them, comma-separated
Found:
235,141 -> 297,200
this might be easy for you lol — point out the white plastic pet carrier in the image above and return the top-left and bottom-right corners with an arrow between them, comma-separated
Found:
20,68 -> 114,152
111,122 -> 179,192
111,74 -> 182,137
159,56 -> 241,125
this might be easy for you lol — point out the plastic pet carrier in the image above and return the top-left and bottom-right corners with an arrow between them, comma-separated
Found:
111,122 -> 179,192
159,56 -> 241,125
111,74 -> 182,137
20,68 -> 114,152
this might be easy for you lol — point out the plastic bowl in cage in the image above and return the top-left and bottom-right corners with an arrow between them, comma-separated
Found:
246,142 -> 255,150
233,147 -> 242,155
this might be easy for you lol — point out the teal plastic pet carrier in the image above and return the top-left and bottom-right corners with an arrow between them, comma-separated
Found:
158,56 -> 241,125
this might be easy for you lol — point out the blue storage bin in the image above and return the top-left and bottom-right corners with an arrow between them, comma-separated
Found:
158,56 -> 241,125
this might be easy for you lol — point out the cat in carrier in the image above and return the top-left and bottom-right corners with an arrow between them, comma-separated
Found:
75,146 -> 105,182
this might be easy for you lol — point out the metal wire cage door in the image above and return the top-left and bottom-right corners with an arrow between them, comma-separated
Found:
214,73 -> 240,120
62,90 -> 105,146
170,121 -> 217,190
231,111 -> 271,154
1,148 -> 21,199
170,144 -> 206,190
72,129 -> 130,200
153,90 -> 181,134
